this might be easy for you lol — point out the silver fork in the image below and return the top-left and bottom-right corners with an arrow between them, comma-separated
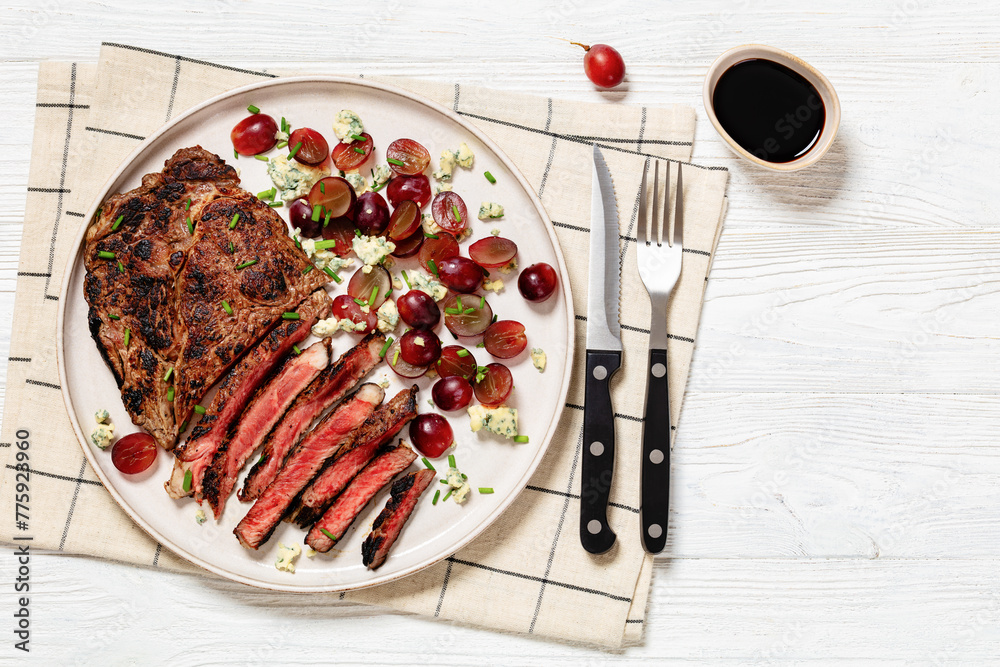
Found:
635,158 -> 683,554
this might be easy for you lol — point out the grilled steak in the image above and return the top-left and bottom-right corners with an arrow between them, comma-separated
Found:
201,339 -> 331,518
288,385 -> 419,527
239,332 -> 386,502
305,442 -> 417,553
84,146 -> 326,449
361,469 -> 435,570
164,289 -> 330,499
234,383 -> 385,550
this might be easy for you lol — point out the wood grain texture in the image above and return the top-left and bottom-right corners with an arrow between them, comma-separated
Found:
1,0 -> 998,663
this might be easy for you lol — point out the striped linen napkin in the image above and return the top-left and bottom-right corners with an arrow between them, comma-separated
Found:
0,43 -> 728,648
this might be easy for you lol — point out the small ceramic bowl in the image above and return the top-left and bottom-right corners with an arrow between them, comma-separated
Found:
703,44 -> 841,172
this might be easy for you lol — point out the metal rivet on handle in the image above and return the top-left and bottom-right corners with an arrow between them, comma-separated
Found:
649,449 -> 664,464
651,363 -> 666,378
593,365 -> 608,380
647,524 -> 663,539
590,441 -> 604,456
587,520 -> 602,535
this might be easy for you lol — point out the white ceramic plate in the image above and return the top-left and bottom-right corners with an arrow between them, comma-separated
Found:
57,77 -> 574,592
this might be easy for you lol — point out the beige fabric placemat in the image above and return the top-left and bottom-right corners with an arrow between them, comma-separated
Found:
0,44 -> 728,649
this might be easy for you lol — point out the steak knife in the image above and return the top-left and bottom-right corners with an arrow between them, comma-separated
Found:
580,144 -> 623,554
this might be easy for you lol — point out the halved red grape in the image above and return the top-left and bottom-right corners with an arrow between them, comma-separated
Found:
355,191 -> 389,236
348,265 -> 391,310
386,138 -> 431,176
431,191 -> 469,235
437,345 -> 477,380
388,200 -> 421,240
437,256 -> 484,294
399,329 -> 442,367
309,177 -> 356,220
442,294 -> 493,337
390,229 -> 424,258
385,338 -> 428,378
112,432 -> 157,474
331,132 -> 373,171
231,114 -> 278,155
332,294 -> 377,334
419,232 -> 459,273
518,262 -> 558,302
474,363 -> 513,407
432,376 -> 473,412
409,413 -> 454,458
288,127 -> 329,166
469,236 -> 518,269
484,320 -> 527,359
387,175 -> 431,208
289,197 -> 321,238
320,217 -> 356,256
397,290 -> 440,329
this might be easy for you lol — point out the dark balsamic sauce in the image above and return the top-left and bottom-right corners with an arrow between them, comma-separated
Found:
712,59 -> 825,163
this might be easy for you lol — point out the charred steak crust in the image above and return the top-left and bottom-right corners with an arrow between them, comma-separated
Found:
83,146 -> 326,449
361,469 -> 435,570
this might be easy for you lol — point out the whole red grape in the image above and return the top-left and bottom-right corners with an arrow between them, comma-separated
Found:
576,43 -> 626,88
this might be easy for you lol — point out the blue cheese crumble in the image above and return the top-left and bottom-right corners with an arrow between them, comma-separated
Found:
409,269 -> 448,302
377,299 -> 399,333
433,149 -> 457,181
478,202 -> 504,220
195,509 -> 207,525
371,164 -> 392,190
468,405 -> 518,439
433,181 -> 453,195
353,235 -> 395,268
94,408 -> 111,424
345,171 -> 368,194
455,142 -> 475,168
275,542 -> 301,573
531,348 -> 547,372
445,466 -> 471,504
90,423 -> 114,450
268,155 -> 330,202
422,214 -> 444,237
297,232 -> 355,274
313,316 -> 368,337
332,109 -> 364,144
498,258 -> 518,275
482,277 -> 504,293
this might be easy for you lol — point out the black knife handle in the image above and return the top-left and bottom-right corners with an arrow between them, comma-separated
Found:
580,349 -> 621,554
640,347 -> 671,553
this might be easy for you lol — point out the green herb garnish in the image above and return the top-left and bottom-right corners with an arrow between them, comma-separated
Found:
247,104 -> 260,114
235,259 -> 258,270
182,469 -> 192,493
222,300 -> 233,315
282,312 -> 300,320
112,215 -> 124,231
484,171 -> 496,184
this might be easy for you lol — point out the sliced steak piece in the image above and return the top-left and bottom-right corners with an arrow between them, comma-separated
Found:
305,443 -> 418,553
84,146 -> 327,448
287,385 -> 419,528
234,383 -> 385,550
201,339 -> 331,518
164,289 -> 330,499
361,469 -> 436,570
239,332 -> 386,502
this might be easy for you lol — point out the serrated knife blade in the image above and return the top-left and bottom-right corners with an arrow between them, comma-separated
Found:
580,144 -> 623,554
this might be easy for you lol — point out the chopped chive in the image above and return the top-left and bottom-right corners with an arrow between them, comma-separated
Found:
292,345 -> 301,355
117,260 -> 125,274
368,285 -> 379,307
444,307 -> 460,315
476,342 -> 485,348
281,116 -> 288,133
353,297 -> 367,307
484,171 -> 496,184
222,300 -> 233,315
432,489 -> 441,505
320,528 -> 338,543
276,140 -> 288,149
387,157 -> 404,166
108,313 -> 120,320
229,213 -> 240,229
123,328 -> 131,347
353,147 -> 366,154
186,215 -> 195,234
514,435 -> 529,443
267,201 -> 283,208
442,488 -> 453,502
456,349 -> 470,357
229,241 -> 235,253
166,386 -> 174,402
440,479 -> 449,484
319,181 -> 326,195
234,148 -> 238,159
311,204 -> 322,222
163,367 -> 174,382
182,469 -> 193,493
392,347 -> 400,366
479,487 -> 494,494
257,452 -> 266,464
379,337 -> 394,358
448,454 -> 456,468
287,141 -> 303,160
479,296 -> 485,309
180,420 -> 189,432
194,405 -> 206,415
112,214 -> 124,231
461,473 -> 467,480
184,198 -> 191,211
428,259 -> 438,276
492,314 -> 498,323
257,188 -> 275,201
463,307 -> 475,315
452,204 -> 461,222
423,232 -> 439,239
322,266 -> 340,282
282,312 -> 300,320
324,210 -> 332,227
456,296 -> 463,309
351,133 -> 365,141
254,155 -> 268,162
302,264 -> 314,275
247,104 -> 260,114
384,287 -> 393,299
98,250 -> 115,260
354,228 -> 362,237
421,457 -> 436,471
97,207 -> 103,219
401,270 -> 411,289
314,239 -> 338,250
236,259 -> 258,270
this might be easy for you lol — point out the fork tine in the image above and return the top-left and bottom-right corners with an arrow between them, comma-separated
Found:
637,157 -> 649,245
673,163 -> 684,247
652,160 -> 661,246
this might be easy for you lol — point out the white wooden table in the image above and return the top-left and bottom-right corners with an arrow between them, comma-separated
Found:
2,1 -> 999,663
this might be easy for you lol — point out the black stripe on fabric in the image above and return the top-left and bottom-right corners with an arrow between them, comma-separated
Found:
85,126 -> 146,141
25,379 -> 60,390
525,485 -> 640,514
36,102 -> 90,109
165,56 -> 182,121
152,543 -> 162,567
65,211 -> 85,217
101,42 -> 278,78
564,134 -> 690,147
447,557 -> 632,604
44,294 -> 59,301
17,272 -> 50,278
619,181 -> 643,266
536,99 -> 556,199
9,357 -> 31,362
27,187 -> 71,193
434,559 -> 454,617
637,106 -> 647,151
551,220 -> 589,233
626,619 -> 645,624
5,464 -> 102,487
59,457 -> 90,551
453,83 -> 460,113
